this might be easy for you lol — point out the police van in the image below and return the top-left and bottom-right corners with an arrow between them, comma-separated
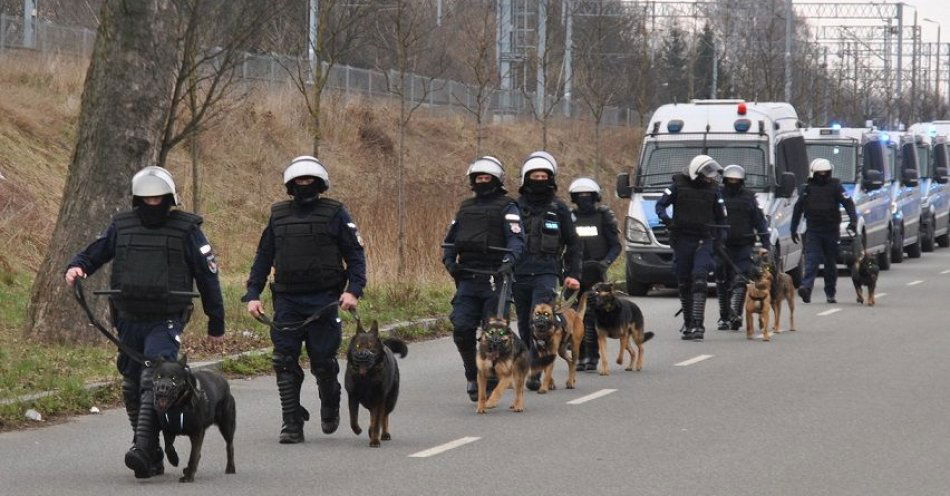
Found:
804,126 -> 892,268
615,100 -> 807,295
908,123 -> 950,251
883,132 -> 924,262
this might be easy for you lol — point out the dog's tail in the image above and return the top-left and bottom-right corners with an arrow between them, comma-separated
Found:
383,338 -> 408,358
575,291 -> 588,317
642,331 -> 655,343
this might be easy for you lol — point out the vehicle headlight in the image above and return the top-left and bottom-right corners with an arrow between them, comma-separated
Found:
890,202 -> 898,215
626,217 -> 651,244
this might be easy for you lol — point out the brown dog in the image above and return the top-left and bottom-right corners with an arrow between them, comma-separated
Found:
587,283 -> 652,375
758,249 -> 796,334
475,316 -> 529,414
528,293 -> 587,393
744,269 -> 773,341
851,249 -> 879,306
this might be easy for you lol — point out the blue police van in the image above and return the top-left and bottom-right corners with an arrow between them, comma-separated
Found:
908,124 -> 950,251
884,132 -> 923,262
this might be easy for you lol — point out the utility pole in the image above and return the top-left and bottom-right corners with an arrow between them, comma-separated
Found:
496,0 -> 514,117
711,36 -> 718,99
308,0 -> 318,83
924,18 -> 941,109
22,0 -> 36,49
911,10 -> 918,123
562,0 -> 572,117
897,2 -> 904,125
784,0 -> 793,102
437,0 -> 442,26
536,0 -> 547,115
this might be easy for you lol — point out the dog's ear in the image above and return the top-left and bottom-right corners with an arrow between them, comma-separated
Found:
355,320 -> 365,334
369,320 -> 379,336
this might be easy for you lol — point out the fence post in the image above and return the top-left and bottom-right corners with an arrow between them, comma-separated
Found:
345,65 -> 350,96
1,15 -> 6,56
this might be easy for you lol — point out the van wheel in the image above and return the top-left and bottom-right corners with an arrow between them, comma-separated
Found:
878,232 -> 892,271
938,221 -> 950,248
907,232 -> 923,258
626,280 -> 650,296
922,217 -> 936,252
891,226 -> 904,263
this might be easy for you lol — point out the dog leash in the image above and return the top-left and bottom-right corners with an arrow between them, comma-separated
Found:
73,279 -> 153,367
253,300 -> 340,332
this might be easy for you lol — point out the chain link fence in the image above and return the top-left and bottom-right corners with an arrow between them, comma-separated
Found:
0,14 -> 637,126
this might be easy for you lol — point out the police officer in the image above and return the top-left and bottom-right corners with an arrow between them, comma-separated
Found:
514,151 -> 582,390
64,166 -> 225,478
791,158 -> 857,304
656,155 -> 726,341
443,156 -> 525,401
717,165 -> 771,331
243,156 -> 366,444
568,177 -> 621,370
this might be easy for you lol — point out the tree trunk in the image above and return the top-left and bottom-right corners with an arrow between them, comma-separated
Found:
311,79 -> 325,156
191,134 -> 201,214
26,0 -> 181,344
396,94 -> 407,278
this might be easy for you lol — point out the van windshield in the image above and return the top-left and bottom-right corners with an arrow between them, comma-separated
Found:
806,143 -> 858,182
637,140 -> 770,190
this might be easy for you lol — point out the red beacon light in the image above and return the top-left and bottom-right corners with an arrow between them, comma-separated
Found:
737,103 -> 747,115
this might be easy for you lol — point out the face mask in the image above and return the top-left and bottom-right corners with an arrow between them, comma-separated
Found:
135,197 -> 172,227
574,195 -> 596,213
724,182 -> 742,195
292,182 -> 321,204
813,173 -> 830,184
524,179 -> 554,197
473,179 -> 500,197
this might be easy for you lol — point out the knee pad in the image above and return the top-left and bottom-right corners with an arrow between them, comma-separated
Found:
121,376 -> 139,401
452,326 -> 477,348
272,353 -> 303,379
310,358 -> 340,381
691,279 -> 708,294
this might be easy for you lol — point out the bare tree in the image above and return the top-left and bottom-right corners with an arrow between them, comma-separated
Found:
27,0 -> 182,343
447,0 -> 499,155
372,0 -> 448,278
522,0 -> 569,149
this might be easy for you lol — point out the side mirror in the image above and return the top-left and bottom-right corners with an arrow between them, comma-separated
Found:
862,169 -> 884,191
935,167 -> 949,184
615,173 -> 632,199
776,172 -> 796,198
902,167 -> 919,187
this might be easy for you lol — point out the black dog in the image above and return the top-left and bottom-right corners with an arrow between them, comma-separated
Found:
345,320 -> 408,447
153,357 -> 236,483
587,283 -> 653,375
851,250 -> 879,306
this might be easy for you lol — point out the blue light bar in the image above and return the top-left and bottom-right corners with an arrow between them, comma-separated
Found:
734,119 -> 752,133
667,119 -> 684,133
831,123 -> 842,130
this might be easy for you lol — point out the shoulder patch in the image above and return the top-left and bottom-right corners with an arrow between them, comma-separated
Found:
347,222 -> 364,247
505,213 -> 521,221
199,244 -> 212,255
664,188 -> 672,195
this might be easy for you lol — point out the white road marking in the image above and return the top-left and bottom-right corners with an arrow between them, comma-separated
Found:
409,437 -> 481,458
817,308 -> 841,316
907,280 -> 924,286
941,270 -> 950,275
567,388 -> 617,405
875,292 -> 887,298
674,354 -> 714,367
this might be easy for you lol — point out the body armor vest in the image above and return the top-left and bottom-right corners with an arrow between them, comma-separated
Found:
804,179 -> 840,225
271,198 -> 345,293
672,174 -> 717,237
724,190 -> 756,246
110,210 -> 200,319
573,207 -> 610,261
523,202 -> 562,256
454,194 -> 514,271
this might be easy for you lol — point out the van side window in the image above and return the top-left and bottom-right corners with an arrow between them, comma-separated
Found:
776,136 -> 808,185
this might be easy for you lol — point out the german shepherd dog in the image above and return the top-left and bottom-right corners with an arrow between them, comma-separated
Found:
528,293 -> 587,393
587,283 -> 653,376
345,320 -> 408,448
475,316 -> 529,414
152,357 -> 236,483
744,267 -> 774,341
851,249 -> 879,306
746,250 -> 796,341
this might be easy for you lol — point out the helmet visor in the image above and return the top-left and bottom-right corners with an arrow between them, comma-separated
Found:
698,161 -> 723,180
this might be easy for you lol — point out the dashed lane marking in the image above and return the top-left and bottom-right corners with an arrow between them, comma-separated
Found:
907,280 -> 924,286
674,354 -> 714,367
409,437 -> 481,458
567,388 -> 617,405
817,308 -> 841,316
941,270 -> 950,275
876,292 -> 887,298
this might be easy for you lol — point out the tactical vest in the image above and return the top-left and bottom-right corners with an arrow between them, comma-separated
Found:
724,189 -> 756,246
110,210 -> 200,319
454,194 -> 514,271
803,179 -> 840,225
523,202 -> 562,256
271,198 -> 346,293
573,206 -> 609,261
672,174 -> 717,237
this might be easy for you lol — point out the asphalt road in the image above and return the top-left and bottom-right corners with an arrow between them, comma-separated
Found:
4,251 -> 950,496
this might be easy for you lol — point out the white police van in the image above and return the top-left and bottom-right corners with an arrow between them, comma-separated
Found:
908,123 -> 950,251
615,100 -> 807,295
804,126 -> 892,268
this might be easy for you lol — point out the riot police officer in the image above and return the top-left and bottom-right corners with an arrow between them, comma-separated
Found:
443,156 -> 525,401
64,166 -> 225,478
655,155 -> 727,341
243,156 -> 366,444
568,177 -> 621,370
513,151 -> 582,390
791,158 -> 857,304
717,165 -> 771,331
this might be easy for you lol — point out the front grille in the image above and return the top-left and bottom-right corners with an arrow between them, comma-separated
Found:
651,225 -> 671,246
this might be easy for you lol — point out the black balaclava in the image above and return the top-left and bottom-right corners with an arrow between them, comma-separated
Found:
134,195 -> 173,227
471,176 -> 504,198
572,193 -> 597,214
724,179 -> 743,196
813,172 -> 831,185
290,177 -> 323,205
521,172 -> 556,204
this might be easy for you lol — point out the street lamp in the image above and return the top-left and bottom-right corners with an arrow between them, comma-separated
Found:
924,18 -> 941,107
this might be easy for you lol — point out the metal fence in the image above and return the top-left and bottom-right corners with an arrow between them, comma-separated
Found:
0,14 -> 637,126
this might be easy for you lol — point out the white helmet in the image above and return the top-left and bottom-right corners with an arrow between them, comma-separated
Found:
809,158 -> 833,178
520,157 -> 557,185
569,177 -> 601,194
723,164 -> 745,181
132,166 -> 179,205
528,151 -> 558,171
283,156 -> 330,192
467,156 -> 505,183
687,155 -> 723,181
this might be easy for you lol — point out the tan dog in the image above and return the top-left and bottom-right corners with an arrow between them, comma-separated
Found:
528,293 -> 587,393
757,249 -> 796,334
475,316 -> 529,414
587,283 -> 653,375
745,269 -> 773,341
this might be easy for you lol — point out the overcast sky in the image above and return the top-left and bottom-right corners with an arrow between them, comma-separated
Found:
904,0 -> 950,44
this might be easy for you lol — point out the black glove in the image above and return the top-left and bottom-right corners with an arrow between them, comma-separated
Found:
497,258 -> 514,275
445,262 -> 460,278
846,222 -> 857,234
598,260 -> 611,271
791,232 -> 800,244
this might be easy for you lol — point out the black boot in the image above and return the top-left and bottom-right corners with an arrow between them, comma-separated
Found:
729,281 -> 747,331
276,370 -> 308,444
682,285 -> 707,341
678,285 -> 693,336
716,282 -> 731,330
121,376 -> 140,444
455,334 -> 479,401
125,368 -> 164,479
317,377 -> 341,435
798,286 -> 812,303
466,381 -> 478,402
583,315 -> 599,371
575,340 -> 589,371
